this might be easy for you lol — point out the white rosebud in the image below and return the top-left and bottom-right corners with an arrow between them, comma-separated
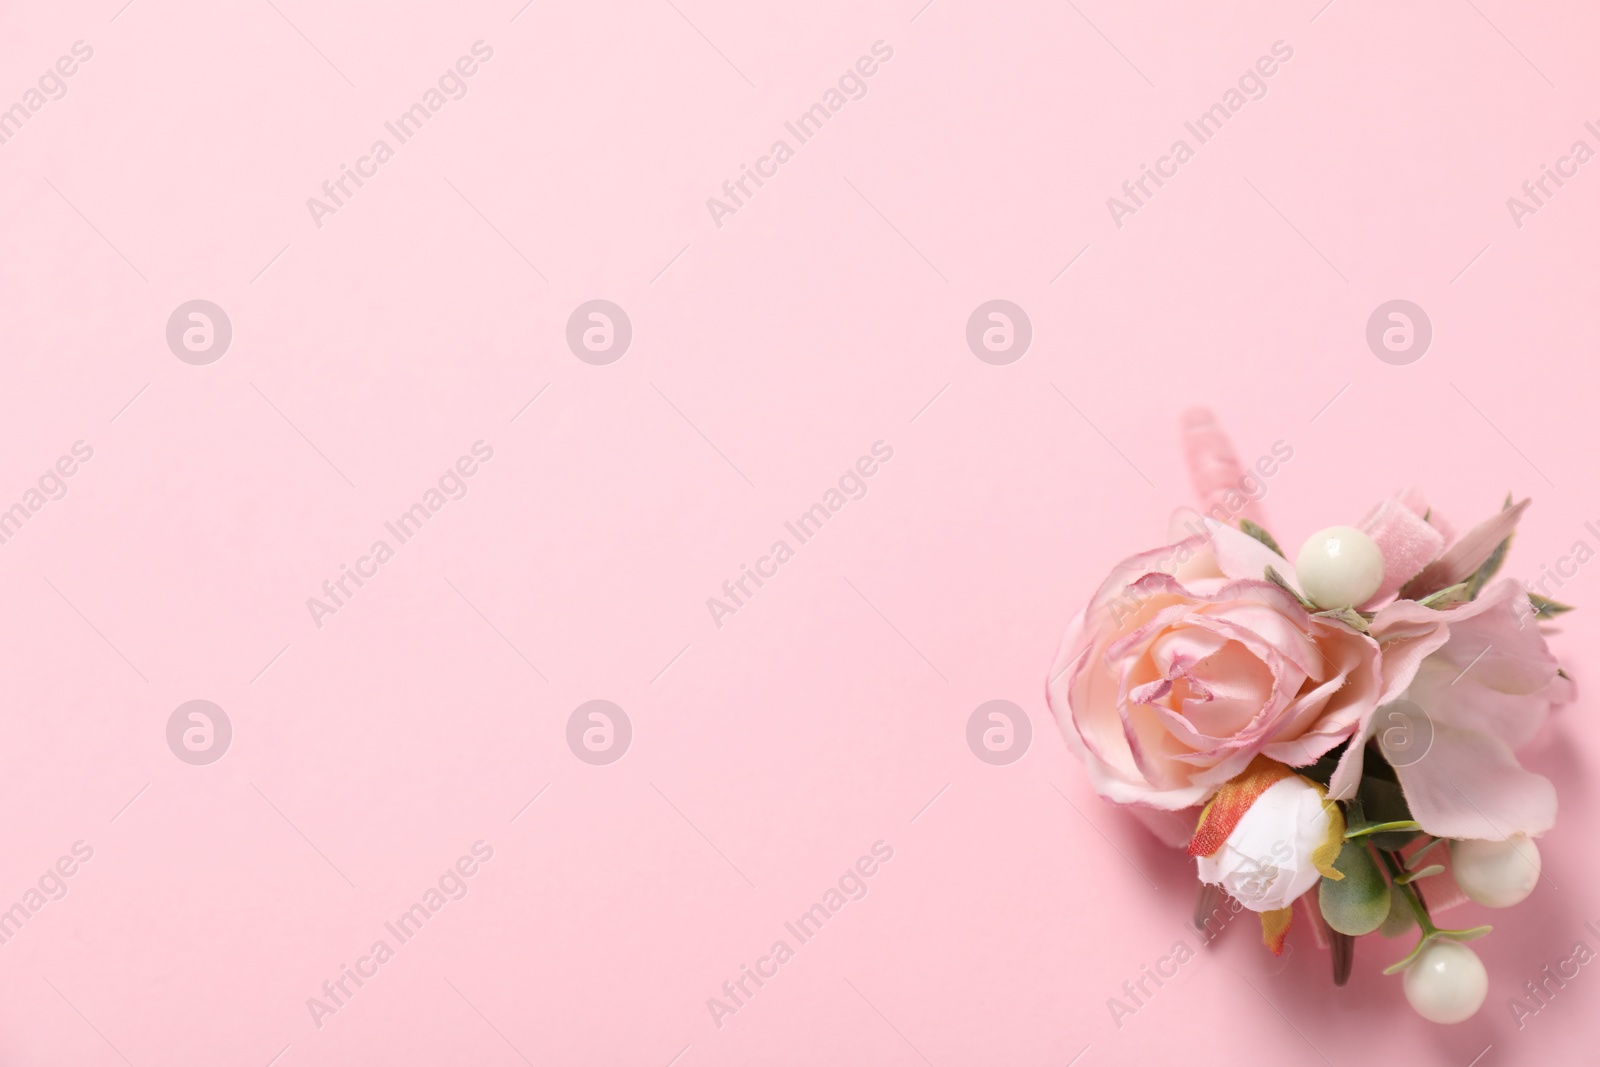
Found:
1295,525 -> 1385,609
1195,776 -> 1338,913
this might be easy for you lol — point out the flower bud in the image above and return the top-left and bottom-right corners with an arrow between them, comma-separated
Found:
1193,772 -> 1342,913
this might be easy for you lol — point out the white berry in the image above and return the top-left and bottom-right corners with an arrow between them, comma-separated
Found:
1451,835 -> 1541,908
1403,940 -> 1488,1024
1295,526 -> 1385,609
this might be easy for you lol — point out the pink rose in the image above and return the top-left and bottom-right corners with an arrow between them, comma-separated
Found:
1047,520 -> 1382,812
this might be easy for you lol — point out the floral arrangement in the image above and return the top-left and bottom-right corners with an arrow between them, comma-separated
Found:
1047,409 -> 1574,1024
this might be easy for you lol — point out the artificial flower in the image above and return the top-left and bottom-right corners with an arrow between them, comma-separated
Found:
1047,524 -> 1382,812
1187,758 -> 1344,952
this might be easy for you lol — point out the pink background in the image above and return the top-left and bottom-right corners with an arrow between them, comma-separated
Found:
2,0 -> 1597,1063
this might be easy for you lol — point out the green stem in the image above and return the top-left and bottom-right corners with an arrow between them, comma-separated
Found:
1406,835 -> 1445,867
1378,846 -> 1437,936
1345,819 -> 1422,839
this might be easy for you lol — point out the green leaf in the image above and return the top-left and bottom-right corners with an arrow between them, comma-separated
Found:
1239,519 -> 1284,556
1379,885 -> 1417,938
1320,841 -> 1390,936
1417,583 -> 1471,610
1464,496 -> 1516,599
1382,925 -> 1496,974
1528,593 -> 1576,620
1297,743 -> 1344,789
1264,566 -> 1315,610
1313,607 -> 1370,632
1383,940 -> 1432,975
1356,769 -> 1419,850
1372,830 -> 1422,850
1395,864 -> 1444,885
1406,837 -> 1446,868
1359,744 -> 1401,785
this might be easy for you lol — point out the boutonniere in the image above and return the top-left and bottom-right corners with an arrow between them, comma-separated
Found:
1048,409 -> 1573,1023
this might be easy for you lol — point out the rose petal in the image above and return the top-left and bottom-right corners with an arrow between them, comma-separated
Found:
1326,725 -> 1371,801
1388,721 -> 1556,840
1048,613 -> 1214,810
1261,628 -> 1382,766
1085,534 -> 1210,616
